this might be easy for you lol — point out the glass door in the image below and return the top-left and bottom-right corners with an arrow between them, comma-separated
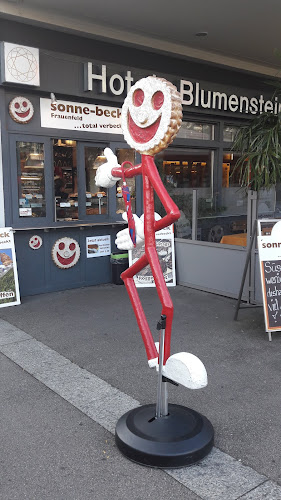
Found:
75,142 -> 140,221
111,145 -> 138,216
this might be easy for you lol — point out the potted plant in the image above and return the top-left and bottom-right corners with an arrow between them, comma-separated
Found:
231,112 -> 281,192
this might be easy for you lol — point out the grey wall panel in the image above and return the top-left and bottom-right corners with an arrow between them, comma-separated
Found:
175,239 -> 247,298
14,225 -> 122,296
14,231 -> 47,296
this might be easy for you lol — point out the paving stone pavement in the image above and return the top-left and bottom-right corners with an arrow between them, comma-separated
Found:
1,285 -> 281,499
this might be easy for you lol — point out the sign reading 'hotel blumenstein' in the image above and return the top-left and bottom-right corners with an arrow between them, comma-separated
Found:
84,63 -> 281,116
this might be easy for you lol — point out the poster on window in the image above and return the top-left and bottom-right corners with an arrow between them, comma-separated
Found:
0,228 -> 20,308
86,235 -> 111,258
129,224 -> 176,287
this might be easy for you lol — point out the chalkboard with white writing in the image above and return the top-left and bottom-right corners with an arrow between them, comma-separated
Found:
261,260 -> 281,329
257,219 -> 281,337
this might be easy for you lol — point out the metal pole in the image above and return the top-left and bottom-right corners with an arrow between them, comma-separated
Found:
192,189 -> 198,241
234,220 -> 257,320
155,315 -> 168,418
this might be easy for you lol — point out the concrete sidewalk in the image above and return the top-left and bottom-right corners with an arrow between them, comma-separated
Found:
1,284 -> 281,499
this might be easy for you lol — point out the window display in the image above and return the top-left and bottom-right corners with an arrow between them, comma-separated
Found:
17,141 -> 46,217
84,147 -> 108,215
53,139 -> 78,221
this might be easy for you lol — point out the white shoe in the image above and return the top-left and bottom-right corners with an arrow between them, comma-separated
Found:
147,342 -> 159,368
148,357 -> 158,368
162,352 -> 208,389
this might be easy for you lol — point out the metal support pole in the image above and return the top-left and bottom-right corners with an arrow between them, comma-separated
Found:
249,192 -> 258,304
234,220 -> 257,320
192,189 -> 198,241
155,315 -> 168,418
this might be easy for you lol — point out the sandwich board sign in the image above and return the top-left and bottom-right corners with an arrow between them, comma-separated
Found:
0,228 -> 20,308
257,219 -> 281,340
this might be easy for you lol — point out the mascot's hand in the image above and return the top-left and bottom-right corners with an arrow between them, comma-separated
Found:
95,148 -> 121,188
115,213 -> 144,250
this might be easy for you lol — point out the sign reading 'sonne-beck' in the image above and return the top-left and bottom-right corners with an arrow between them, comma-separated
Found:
40,98 -> 122,134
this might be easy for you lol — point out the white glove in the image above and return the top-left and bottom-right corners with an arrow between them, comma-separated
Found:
115,212 -> 145,250
95,148 -> 121,188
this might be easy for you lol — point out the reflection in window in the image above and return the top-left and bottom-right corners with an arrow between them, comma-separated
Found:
177,121 -> 214,140
223,125 -> 239,142
115,149 -> 136,214
155,149 -> 213,240
84,147 -> 108,215
53,139 -> 78,221
219,151 -> 247,244
17,141 -> 46,218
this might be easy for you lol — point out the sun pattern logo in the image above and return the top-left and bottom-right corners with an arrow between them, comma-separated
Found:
6,46 -> 38,83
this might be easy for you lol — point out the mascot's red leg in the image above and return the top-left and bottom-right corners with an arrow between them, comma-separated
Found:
146,246 -> 173,365
121,254 -> 158,362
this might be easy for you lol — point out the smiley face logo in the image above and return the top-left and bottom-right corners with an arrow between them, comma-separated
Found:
122,76 -> 182,155
29,235 -> 43,250
9,96 -> 34,124
51,237 -> 80,269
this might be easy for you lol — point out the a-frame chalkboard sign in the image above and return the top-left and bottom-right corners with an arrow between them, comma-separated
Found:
257,219 -> 281,341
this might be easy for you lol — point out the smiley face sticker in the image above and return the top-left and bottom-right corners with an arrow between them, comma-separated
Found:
51,237 -> 80,269
121,76 -> 182,156
9,96 -> 34,124
29,235 -> 43,250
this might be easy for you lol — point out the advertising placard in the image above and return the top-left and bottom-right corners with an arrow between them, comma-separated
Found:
257,219 -> 281,337
129,224 -> 176,287
86,235 -> 111,258
40,98 -> 122,134
0,228 -> 20,308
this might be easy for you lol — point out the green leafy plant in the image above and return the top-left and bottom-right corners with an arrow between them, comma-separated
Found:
231,112 -> 281,192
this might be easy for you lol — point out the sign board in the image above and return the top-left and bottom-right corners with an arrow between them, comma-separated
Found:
0,42 -> 40,86
257,219 -> 281,338
0,228 -> 20,308
86,235 -> 111,258
129,223 -> 176,287
40,98 -> 122,134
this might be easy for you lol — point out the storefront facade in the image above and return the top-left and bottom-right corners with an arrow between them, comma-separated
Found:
0,20 -> 279,298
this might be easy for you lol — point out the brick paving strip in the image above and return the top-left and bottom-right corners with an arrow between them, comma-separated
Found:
1,318 -> 281,500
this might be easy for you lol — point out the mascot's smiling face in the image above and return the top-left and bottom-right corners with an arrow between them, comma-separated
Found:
29,235 -> 42,250
51,237 -> 80,269
9,96 -> 34,124
122,76 -> 182,155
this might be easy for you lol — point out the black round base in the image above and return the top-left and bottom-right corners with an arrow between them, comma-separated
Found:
115,404 -> 214,468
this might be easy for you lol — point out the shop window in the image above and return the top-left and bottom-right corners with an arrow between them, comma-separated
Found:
219,152 -> 279,245
53,139 -> 78,221
155,149 -> 214,240
17,141 -> 46,218
223,125 -> 239,142
84,147 -> 108,215
115,148 -> 136,214
177,121 -> 214,140
218,151 -> 248,245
